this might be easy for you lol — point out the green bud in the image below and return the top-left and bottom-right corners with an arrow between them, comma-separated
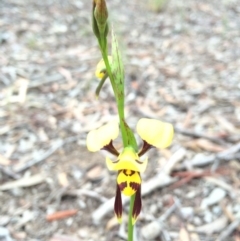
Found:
93,0 -> 108,36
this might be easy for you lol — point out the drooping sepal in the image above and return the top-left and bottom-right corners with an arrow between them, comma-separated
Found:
114,184 -> 123,223
132,186 -> 142,225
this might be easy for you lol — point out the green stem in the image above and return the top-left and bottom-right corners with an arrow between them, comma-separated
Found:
128,195 -> 135,241
101,49 -> 128,147
95,73 -> 108,98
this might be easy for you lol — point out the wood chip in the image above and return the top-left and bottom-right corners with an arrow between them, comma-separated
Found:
58,172 -> 69,187
46,209 -> 78,222
0,154 -> 11,166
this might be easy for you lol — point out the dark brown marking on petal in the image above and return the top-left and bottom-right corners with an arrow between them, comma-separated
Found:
114,185 -> 122,220
138,140 -> 154,157
130,182 -> 140,191
132,186 -> 142,222
118,181 -> 127,191
102,140 -> 120,156
123,169 -> 135,176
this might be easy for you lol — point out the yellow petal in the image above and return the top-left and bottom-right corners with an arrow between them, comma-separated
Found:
95,56 -> 112,79
106,147 -> 148,173
86,129 -> 102,152
98,120 -> 119,146
136,118 -> 174,149
86,120 -> 119,152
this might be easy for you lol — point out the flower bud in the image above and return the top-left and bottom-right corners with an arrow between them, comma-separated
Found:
93,0 -> 108,37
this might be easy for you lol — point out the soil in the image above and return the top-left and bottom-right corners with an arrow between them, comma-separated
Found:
0,0 -> 240,241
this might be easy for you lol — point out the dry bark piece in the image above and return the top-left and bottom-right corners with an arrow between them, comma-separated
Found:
0,154 -> 11,166
0,173 -> 46,191
46,209 -> 78,222
194,216 -> 228,235
50,234 -> 81,241
58,172 -> 69,187
179,226 -> 190,241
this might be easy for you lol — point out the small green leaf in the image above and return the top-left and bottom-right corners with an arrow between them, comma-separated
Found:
111,29 -> 124,106
111,29 -> 137,150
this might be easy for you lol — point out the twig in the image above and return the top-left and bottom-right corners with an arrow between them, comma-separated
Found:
64,189 -> 108,203
170,167 -> 229,189
177,142 -> 240,170
216,219 -> 240,241
46,209 -> 78,222
158,200 -> 178,223
28,74 -> 63,88
160,148 -> 186,176
174,127 -> 228,146
14,136 -> 80,173
0,164 -> 20,179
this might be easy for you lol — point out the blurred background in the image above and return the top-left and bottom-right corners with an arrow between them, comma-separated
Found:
0,0 -> 240,240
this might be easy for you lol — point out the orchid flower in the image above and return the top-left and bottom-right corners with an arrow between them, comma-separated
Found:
86,118 -> 174,224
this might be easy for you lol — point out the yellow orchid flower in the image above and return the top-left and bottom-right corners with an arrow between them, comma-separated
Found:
95,56 -> 112,79
86,117 -> 173,224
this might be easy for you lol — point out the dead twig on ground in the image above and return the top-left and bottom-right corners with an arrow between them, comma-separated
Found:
14,136 -> 81,173
216,219 -> 240,241
174,126 -> 228,146
0,164 -> 20,179
64,189 -> 108,203
177,142 -> 240,170
170,167 -> 229,189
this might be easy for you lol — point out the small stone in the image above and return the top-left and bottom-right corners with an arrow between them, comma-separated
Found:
193,216 -> 202,226
212,206 -> 222,216
141,221 -> 162,240
0,227 -> 12,241
66,218 -> 73,226
149,204 -> 158,215
0,216 -> 10,226
186,191 -> 197,199
180,207 -> 194,220
201,188 -> 226,209
78,228 -> 89,238
78,200 -> 86,209
203,210 -> 213,223
233,204 -> 240,214
71,122 -> 82,133
9,188 -> 24,197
